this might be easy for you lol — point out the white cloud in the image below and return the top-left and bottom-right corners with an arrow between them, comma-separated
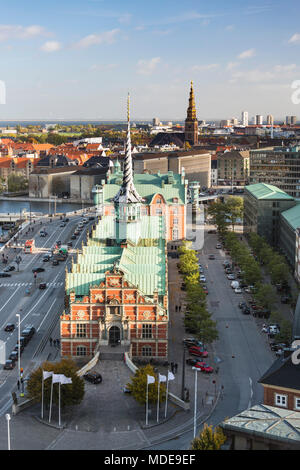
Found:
226,61 -> 239,70
74,29 -> 120,49
118,13 -> 132,24
0,24 -> 47,42
238,48 -> 256,59
229,64 -> 299,84
288,33 -> 300,44
90,63 -> 118,71
225,25 -> 234,31
40,41 -> 61,52
191,64 -> 219,71
137,57 -> 161,75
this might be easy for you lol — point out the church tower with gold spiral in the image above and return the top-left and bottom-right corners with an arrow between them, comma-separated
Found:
184,81 -> 198,145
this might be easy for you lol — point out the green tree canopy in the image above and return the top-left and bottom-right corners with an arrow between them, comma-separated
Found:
26,358 -> 85,407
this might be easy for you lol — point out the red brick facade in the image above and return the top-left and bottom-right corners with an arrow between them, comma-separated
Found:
60,272 -> 168,360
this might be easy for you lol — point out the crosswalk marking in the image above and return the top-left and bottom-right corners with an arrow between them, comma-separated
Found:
0,281 -> 64,288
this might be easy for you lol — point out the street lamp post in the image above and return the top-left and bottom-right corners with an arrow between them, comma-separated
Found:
5,413 -> 11,450
192,366 -> 200,439
16,313 -> 21,389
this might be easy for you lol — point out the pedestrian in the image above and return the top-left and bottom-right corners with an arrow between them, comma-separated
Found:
174,363 -> 178,373
178,305 -> 181,312
56,339 -> 60,347
49,337 -> 53,347
17,380 -> 20,391
53,339 -> 56,347
171,362 -> 174,373
175,305 -> 178,312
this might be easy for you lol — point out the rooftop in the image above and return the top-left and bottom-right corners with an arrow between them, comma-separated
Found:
220,404 -> 300,448
245,183 -> 295,201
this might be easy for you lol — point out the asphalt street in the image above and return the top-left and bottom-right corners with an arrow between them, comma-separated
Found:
0,209 -> 97,416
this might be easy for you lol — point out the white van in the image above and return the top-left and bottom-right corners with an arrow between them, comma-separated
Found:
231,281 -> 239,289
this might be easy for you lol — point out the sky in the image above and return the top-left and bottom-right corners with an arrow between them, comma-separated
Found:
0,0 -> 300,121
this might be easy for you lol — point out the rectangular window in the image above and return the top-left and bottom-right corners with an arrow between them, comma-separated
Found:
275,393 -> 287,407
295,397 -> 300,410
173,218 -> 179,226
142,324 -> 152,339
76,323 -> 87,338
142,345 -> 152,357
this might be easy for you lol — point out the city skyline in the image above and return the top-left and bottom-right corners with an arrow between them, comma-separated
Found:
0,0 -> 300,120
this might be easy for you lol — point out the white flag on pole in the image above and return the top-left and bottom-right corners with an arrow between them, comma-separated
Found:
159,373 -> 167,383
43,371 -> 53,380
168,371 -> 175,381
60,375 -> 72,385
52,373 -> 62,384
147,374 -> 155,385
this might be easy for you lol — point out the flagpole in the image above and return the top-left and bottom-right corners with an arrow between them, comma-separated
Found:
49,377 -> 53,423
146,381 -> 149,426
157,377 -> 160,423
41,370 -> 44,419
58,382 -> 61,427
164,372 -> 169,419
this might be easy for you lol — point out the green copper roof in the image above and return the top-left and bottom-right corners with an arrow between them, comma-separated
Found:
66,215 -> 167,299
245,183 -> 294,200
281,202 -> 300,230
103,172 -> 186,205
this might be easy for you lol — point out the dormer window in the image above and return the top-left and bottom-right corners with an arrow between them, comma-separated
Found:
157,198 -> 162,204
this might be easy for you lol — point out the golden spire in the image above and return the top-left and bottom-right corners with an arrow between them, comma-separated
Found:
187,81 -> 196,121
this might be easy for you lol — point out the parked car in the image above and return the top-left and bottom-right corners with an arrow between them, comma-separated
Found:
4,323 -> 15,332
3,360 -> 15,370
189,346 -> 208,358
238,301 -> 247,309
208,229 -> 217,234
227,274 -> 236,280
123,385 -> 131,393
4,265 -> 15,272
186,358 -> 203,367
9,350 -> 19,361
231,281 -> 239,289
216,243 -> 222,249
71,234 -> 77,240
197,362 -> 214,373
200,275 -> 206,283
242,307 -> 251,315
270,342 -> 287,352
183,338 -> 204,349
67,241 -> 73,248
235,287 -> 242,294
32,267 -> 45,273
83,372 -> 102,384
21,326 -> 35,341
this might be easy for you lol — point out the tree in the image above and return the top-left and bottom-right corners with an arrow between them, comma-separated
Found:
127,364 -> 165,405
254,284 -> 276,310
7,174 -> 28,192
190,424 -> 226,450
225,196 -> 243,232
26,358 -> 85,407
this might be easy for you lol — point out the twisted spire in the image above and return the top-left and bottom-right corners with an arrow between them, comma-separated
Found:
114,93 -> 143,204
186,80 -> 197,121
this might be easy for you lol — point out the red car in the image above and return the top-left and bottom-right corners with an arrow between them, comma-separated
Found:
198,362 -> 214,373
189,346 -> 208,358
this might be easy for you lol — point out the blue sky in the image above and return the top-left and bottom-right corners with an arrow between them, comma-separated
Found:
0,0 -> 300,120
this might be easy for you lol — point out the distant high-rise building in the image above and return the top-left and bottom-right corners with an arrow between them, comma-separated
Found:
256,115 -> 263,125
241,111 -> 248,126
267,114 -> 274,126
291,115 -> 297,125
231,118 -> 238,125
286,116 -> 291,126
184,81 -> 198,145
152,117 -> 160,126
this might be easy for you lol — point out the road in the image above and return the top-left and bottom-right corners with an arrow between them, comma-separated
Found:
0,210 -> 97,415
144,223 -> 275,450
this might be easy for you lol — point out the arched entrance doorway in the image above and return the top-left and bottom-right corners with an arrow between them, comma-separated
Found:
109,326 -> 121,345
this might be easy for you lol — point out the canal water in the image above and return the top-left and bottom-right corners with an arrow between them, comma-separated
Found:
0,200 -> 93,240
